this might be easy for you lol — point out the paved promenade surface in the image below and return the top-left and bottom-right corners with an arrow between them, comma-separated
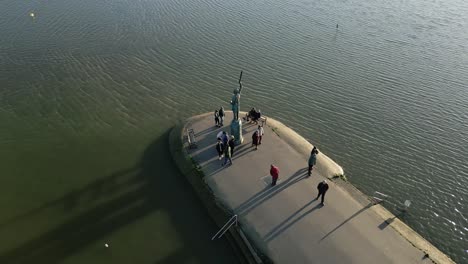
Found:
186,112 -> 446,263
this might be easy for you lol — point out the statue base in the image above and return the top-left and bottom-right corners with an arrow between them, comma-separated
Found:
230,119 -> 244,145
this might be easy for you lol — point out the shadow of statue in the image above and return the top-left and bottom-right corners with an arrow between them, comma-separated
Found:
0,129 -> 236,264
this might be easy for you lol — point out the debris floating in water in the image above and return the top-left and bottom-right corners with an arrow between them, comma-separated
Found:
30,12 -> 35,18
105,243 -> 109,248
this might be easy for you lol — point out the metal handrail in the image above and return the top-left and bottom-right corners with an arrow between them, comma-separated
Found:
372,191 -> 411,211
211,215 -> 238,240
372,191 -> 390,204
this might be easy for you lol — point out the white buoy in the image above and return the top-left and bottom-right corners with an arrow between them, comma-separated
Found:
105,243 -> 109,248
30,12 -> 35,18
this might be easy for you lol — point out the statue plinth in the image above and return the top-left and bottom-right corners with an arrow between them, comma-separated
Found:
230,119 -> 243,145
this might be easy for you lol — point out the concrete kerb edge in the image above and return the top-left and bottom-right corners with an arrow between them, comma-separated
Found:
264,116 -> 455,264
168,117 -> 267,264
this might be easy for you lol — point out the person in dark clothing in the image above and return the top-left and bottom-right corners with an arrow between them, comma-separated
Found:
222,131 -> 229,149
218,107 -> 225,126
308,146 -> 319,177
252,130 -> 259,150
215,137 -> 224,160
214,110 -> 220,127
245,107 -> 256,122
270,164 -> 280,186
252,110 -> 261,124
316,180 -> 329,206
228,136 -> 235,157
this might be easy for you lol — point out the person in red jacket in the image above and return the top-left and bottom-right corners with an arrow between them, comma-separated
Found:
270,164 -> 279,186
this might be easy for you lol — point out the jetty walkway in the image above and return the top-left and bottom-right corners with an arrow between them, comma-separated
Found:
176,112 -> 453,264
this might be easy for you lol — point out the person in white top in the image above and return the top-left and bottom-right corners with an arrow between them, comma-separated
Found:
257,125 -> 264,145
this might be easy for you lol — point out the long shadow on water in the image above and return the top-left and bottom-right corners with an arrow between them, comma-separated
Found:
0,129 -> 234,264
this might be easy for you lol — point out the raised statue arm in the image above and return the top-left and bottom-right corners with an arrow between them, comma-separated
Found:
238,71 -> 243,94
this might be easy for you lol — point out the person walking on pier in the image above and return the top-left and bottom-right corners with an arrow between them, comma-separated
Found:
270,164 -> 280,186
316,180 -> 329,206
215,137 -> 224,160
308,146 -> 319,177
222,144 -> 232,166
228,135 -> 235,157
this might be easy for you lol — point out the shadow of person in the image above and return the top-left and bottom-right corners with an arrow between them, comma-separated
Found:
378,216 -> 396,230
234,168 -> 308,216
264,202 -> 322,242
320,203 -> 373,242
378,210 -> 407,230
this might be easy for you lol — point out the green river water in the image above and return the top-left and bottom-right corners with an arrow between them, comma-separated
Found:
1,0 -> 467,263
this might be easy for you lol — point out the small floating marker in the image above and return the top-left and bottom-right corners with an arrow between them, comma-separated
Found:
105,243 -> 109,248
30,12 -> 35,18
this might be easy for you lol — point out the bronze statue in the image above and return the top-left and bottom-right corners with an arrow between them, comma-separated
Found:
230,71 -> 243,121
230,71 -> 244,145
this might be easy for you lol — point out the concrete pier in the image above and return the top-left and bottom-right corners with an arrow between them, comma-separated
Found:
172,111 -> 454,264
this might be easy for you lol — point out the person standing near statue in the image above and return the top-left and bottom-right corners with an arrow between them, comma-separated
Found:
219,107 -> 225,126
252,130 -> 259,150
214,110 -> 220,127
222,144 -> 232,166
221,131 -> 229,149
228,135 -> 235,157
257,125 -> 264,145
215,137 -> 224,160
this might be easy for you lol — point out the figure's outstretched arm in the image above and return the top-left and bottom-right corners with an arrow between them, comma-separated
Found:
238,70 -> 243,94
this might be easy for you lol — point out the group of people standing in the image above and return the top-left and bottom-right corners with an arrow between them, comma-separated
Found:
213,108 -> 329,205
216,131 -> 235,166
214,107 -> 225,127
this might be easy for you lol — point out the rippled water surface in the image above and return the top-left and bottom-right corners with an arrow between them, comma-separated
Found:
1,0 -> 467,262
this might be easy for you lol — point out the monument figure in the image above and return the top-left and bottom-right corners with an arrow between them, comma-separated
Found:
230,71 -> 244,144
230,72 -> 243,120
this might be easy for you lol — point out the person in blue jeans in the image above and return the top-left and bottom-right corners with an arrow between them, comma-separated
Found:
222,145 -> 232,166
